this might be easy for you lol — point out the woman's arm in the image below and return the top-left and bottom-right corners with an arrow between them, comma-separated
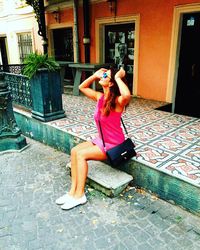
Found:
115,68 -> 131,106
79,68 -> 106,101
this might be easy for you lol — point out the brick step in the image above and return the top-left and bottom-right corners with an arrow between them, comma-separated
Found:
66,161 -> 133,197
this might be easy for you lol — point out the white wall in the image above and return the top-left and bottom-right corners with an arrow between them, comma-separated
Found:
0,0 -> 43,64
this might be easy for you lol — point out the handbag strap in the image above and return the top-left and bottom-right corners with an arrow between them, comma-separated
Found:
98,117 -> 129,150
120,118 -> 128,136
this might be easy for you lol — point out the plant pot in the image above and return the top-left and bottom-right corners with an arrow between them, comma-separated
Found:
31,68 -> 66,122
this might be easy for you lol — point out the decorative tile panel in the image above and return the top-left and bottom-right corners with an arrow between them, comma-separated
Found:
49,118 -> 77,128
168,128 -> 200,143
142,122 -> 175,134
150,136 -> 191,154
181,143 -> 200,163
130,129 -> 160,143
160,157 -> 200,187
53,94 -> 200,187
136,146 -> 174,168
61,123 -> 95,136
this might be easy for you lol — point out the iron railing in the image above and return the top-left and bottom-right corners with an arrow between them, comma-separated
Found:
0,64 -> 25,74
4,73 -> 32,110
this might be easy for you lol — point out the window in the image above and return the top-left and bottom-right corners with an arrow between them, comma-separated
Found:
17,33 -> 33,63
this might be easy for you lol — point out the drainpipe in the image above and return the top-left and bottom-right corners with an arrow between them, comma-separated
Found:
73,0 -> 80,62
83,0 -> 90,63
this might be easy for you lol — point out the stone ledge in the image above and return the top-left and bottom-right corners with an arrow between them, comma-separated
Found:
67,161 -> 133,197
14,110 -> 200,215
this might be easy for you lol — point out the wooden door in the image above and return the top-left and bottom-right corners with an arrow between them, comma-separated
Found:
175,13 -> 200,118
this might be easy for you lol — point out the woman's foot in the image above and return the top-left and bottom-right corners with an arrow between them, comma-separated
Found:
55,193 -> 72,205
61,194 -> 87,210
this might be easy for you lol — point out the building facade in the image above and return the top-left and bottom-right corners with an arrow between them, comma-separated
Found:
45,0 -> 200,118
0,0 -> 43,65
0,0 -> 199,118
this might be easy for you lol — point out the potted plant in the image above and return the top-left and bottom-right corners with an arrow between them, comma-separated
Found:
23,52 -> 66,122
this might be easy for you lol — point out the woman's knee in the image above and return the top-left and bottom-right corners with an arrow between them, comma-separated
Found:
76,149 -> 88,162
71,146 -> 78,157
71,145 -> 87,160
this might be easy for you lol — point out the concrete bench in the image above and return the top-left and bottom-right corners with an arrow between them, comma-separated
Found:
67,160 -> 133,197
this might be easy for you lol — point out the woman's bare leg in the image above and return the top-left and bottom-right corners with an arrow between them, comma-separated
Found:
69,142 -> 96,196
73,143 -> 107,198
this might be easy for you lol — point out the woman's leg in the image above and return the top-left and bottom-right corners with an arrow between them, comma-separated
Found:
69,142 -> 96,196
73,143 -> 107,198
58,142 -> 106,209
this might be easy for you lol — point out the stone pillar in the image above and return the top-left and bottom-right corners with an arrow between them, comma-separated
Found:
0,73 -> 27,151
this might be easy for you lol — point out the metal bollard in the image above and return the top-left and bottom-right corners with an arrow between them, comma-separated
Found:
0,73 -> 27,151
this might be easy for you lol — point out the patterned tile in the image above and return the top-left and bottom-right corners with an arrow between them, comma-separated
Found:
129,139 -> 143,149
79,131 -> 99,141
122,109 -> 143,118
130,129 -> 160,143
168,127 -> 200,143
61,123 -> 95,136
181,143 -> 200,163
125,117 -> 150,129
163,114 -> 195,127
48,118 -> 77,128
143,110 -> 171,120
142,120 -> 175,134
136,145 -> 174,168
149,136 -> 191,154
160,156 -> 200,187
59,94 -> 200,187
124,112 -> 170,130
67,113 -> 94,124
184,120 -> 200,133
130,98 -> 166,110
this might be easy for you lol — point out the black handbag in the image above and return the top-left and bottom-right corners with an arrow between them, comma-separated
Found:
98,118 -> 136,167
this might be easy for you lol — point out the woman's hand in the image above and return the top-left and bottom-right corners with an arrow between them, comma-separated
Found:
93,68 -> 107,79
115,67 -> 126,81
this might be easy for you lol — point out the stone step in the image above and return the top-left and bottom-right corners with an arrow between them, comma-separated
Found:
66,161 -> 133,197
63,85 -> 73,95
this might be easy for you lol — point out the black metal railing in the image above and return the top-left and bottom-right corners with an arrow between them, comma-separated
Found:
0,64 -> 25,74
4,73 -> 32,110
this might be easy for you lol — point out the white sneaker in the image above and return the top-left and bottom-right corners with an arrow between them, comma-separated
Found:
61,195 -> 87,210
55,193 -> 71,205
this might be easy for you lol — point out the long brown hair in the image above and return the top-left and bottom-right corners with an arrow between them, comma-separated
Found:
102,67 -> 127,116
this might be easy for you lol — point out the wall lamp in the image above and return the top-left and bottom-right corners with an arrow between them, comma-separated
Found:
52,9 -> 60,23
107,0 -> 117,15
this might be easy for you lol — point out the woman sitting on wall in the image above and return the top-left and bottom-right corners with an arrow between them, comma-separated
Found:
56,67 -> 131,210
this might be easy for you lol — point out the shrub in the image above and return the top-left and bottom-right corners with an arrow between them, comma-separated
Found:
22,52 -> 60,79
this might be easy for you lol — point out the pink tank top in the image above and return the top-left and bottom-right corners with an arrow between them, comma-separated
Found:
92,95 -> 125,153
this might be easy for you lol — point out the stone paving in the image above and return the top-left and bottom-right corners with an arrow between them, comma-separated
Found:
0,138 -> 200,250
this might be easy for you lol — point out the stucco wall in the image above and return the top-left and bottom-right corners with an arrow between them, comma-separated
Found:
47,0 -> 200,102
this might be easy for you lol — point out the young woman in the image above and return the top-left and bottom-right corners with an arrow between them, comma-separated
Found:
56,67 -> 131,210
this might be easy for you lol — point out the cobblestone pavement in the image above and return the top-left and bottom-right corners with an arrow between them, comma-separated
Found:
0,138 -> 200,250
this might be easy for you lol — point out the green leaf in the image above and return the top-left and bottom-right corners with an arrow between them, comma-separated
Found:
22,52 -> 60,79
